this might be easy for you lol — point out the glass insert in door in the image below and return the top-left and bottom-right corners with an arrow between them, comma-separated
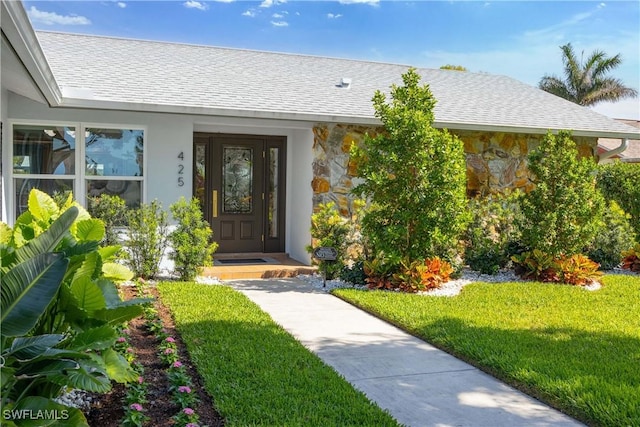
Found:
223,146 -> 253,214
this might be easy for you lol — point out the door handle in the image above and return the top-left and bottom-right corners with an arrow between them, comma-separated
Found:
212,190 -> 218,218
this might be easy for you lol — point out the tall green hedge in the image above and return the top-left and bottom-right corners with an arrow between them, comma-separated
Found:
597,162 -> 640,241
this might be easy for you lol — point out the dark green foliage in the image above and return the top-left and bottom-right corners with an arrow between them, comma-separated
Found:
339,260 -> 367,285
588,200 -> 636,270
168,197 -> 218,281
351,68 -> 470,262
597,162 -> 640,241
306,202 -> 350,280
518,131 -> 605,257
1,189 -> 147,426
124,200 -> 169,279
88,194 -> 129,246
465,192 -> 523,274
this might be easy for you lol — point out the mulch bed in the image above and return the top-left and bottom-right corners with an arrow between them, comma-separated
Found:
85,285 -> 224,426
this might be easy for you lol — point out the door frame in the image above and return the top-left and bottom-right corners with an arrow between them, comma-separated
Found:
193,132 -> 286,253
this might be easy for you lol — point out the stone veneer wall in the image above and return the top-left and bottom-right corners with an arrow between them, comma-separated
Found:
311,123 -> 597,215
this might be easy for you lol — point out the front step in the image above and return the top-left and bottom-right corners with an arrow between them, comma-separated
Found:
202,253 -> 317,280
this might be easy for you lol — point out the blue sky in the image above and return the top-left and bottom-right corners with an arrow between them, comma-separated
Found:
24,0 -> 640,119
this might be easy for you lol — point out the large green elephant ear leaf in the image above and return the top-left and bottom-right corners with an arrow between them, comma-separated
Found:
1,253 -> 69,337
102,262 -> 134,282
14,207 -> 78,264
102,348 -> 138,383
28,189 -> 60,224
73,219 -> 105,243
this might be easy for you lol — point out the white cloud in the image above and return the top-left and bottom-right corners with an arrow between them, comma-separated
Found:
183,1 -> 209,11
598,2 -> 606,9
117,2 -> 127,8
27,6 -> 91,25
339,0 -> 379,5
260,0 -> 287,8
271,20 -> 289,27
273,13 -> 284,18
243,9 -> 256,17
328,13 -> 343,19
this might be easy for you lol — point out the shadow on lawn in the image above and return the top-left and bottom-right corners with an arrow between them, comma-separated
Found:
415,317 -> 640,426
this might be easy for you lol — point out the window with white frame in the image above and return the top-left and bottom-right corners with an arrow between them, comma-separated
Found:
84,128 -> 144,209
11,123 -> 144,219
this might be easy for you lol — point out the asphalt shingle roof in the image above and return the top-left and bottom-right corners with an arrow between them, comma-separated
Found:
36,31 -> 639,138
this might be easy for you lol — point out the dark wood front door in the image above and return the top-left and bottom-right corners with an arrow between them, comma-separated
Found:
194,133 -> 286,253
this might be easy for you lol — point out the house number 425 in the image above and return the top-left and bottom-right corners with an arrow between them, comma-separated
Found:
177,151 -> 185,187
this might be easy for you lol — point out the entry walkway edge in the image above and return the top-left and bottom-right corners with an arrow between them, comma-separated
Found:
227,278 -> 584,427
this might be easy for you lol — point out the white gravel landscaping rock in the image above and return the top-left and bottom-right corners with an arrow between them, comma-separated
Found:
297,266 -> 609,297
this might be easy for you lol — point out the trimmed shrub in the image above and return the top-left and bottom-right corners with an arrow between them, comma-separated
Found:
465,192 -> 523,274
124,200 -> 169,279
168,197 -> 218,281
597,162 -> 640,241
518,130 -> 605,257
587,200 -> 636,270
88,194 -> 129,246
306,202 -> 350,280
351,68 -> 470,262
339,260 -> 366,285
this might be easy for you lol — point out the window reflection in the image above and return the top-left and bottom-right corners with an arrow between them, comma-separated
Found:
85,129 -> 143,177
13,125 -> 76,175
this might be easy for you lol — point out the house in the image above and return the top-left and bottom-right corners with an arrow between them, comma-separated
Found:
2,1 -> 639,264
598,119 -> 640,163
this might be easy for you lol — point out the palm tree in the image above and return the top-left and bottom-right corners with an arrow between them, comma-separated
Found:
538,43 -> 638,106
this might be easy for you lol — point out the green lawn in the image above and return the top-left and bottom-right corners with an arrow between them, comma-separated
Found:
157,282 -> 399,427
333,274 -> 640,427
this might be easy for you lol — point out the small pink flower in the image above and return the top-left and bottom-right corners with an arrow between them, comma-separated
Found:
130,403 -> 143,411
116,337 -> 127,343
183,408 -> 195,415
126,347 -> 135,353
173,361 -> 183,368
165,337 -> 176,343
178,385 -> 191,393
185,424 -> 199,427
164,348 -> 174,354
137,376 -> 144,384
122,329 -> 131,335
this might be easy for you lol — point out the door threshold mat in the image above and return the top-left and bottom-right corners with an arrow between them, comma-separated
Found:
214,258 -> 279,266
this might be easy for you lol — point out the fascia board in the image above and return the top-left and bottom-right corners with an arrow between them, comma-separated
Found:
57,99 -> 640,140
1,1 -> 62,106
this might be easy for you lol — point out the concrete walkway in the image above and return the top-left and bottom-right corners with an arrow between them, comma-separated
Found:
228,278 -> 583,427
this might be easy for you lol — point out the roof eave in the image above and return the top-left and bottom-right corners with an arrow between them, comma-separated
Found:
57,98 -> 640,140
58,97 -> 382,125
436,121 -> 640,140
1,1 -> 62,106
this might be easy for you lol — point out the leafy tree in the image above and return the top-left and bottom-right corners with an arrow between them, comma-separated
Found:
351,68 -> 470,262
440,64 -> 467,71
518,131 -> 605,257
539,43 -> 637,106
